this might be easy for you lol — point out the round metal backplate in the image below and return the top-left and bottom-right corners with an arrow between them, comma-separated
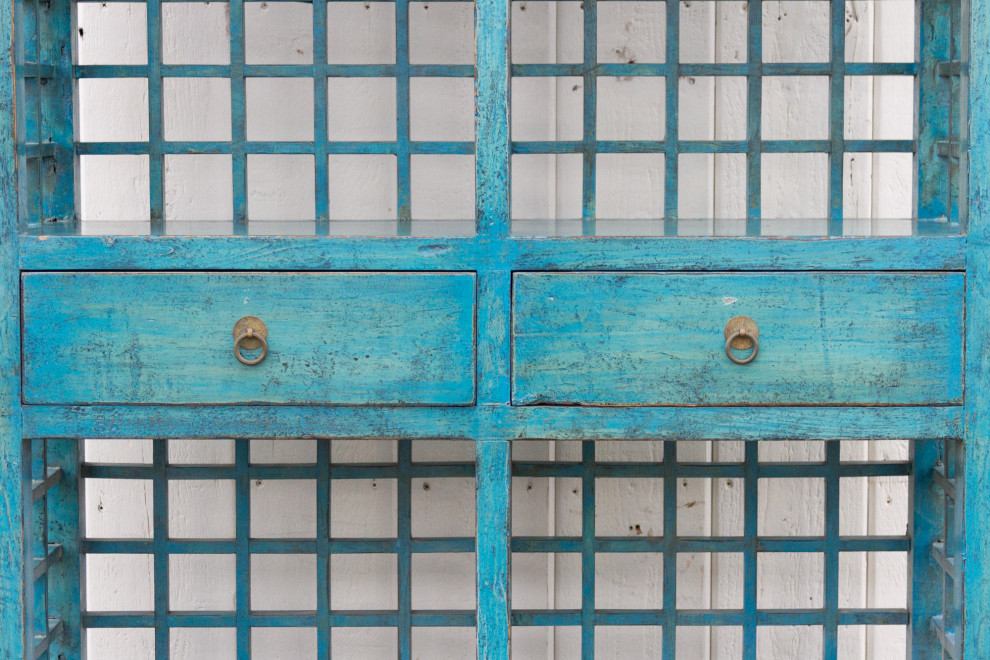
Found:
233,316 -> 268,350
724,315 -> 759,350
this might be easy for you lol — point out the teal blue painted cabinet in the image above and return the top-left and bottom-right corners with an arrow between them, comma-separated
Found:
1,0 -> 989,658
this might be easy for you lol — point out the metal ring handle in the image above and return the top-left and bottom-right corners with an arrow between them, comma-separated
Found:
234,327 -> 268,366
724,328 -> 759,365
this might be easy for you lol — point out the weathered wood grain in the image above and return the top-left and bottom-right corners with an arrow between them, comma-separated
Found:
20,404 -> 962,443
909,438 -> 944,659
0,0 -> 27,650
476,440 -> 511,660
17,234 -> 967,272
46,439 -> 81,659
22,272 -> 477,405
513,272 -> 964,406
965,0 -> 990,652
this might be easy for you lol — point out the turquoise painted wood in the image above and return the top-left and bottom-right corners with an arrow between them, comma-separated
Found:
513,272 -> 964,406
965,0 -> 990,651
17,234 -> 968,272
21,405 -> 963,443
22,272 -> 477,405
0,0 -> 26,650
3,0 -> 988,656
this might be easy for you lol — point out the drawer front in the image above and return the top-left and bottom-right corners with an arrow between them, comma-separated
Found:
23,272 -> 476,405
512,272 -> 964,406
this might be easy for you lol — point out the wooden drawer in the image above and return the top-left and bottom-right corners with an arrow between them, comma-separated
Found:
512,272 -> 964,406
22,272 -> 476,405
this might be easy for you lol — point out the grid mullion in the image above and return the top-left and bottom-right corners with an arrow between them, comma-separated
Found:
746,0 -> 763,236
581,0 -> 598,237
911,438 -> 943,658
317,440 -> 331,659
396,0 -> 412,236
46,438 -> 81,660
823,441 -> 840,659
827,0 -> 845,237
27,0 -> 44,226
31,441 -> 48,654
951,438 -> 965,648
662,441 -> 677,655
742,441 -> 759,660
942,438 -> 955,641
944,437 -> 963,646
398,439 -> 413,660
230,0 -> 248,235
235,439 -> 252,657
153,440 -> 169,659
663,2 -> 679,236
581,440 -> 596,657
314,0 -> 330,236
147,0 -> 164,234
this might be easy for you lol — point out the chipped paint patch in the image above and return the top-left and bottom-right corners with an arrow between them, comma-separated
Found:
418,244 -> 451,256
722,297 -> 738,305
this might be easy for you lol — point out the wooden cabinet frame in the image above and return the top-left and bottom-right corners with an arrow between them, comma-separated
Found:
1,0 -> 987,657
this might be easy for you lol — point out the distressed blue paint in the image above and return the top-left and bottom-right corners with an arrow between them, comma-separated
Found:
511,535 -> 912,553
476,440 -> 510,660
73,140 -> 475,156
661,441 -> 677,655
67,136 -> 915,158
152,440 -> 169,659
17,234 -> 969,271
827,0 -> 845,237
663,1 -> 679,236
313,0 -> 329,237
822,441 -> 840,658
147,0 -> 164,234
509,610 -> 909,627
477,271 -> 512,408
30,446 -> 47,660
746,0 -> 763,236
398,439 -> 413,660
41,0 -> 73,230
919,0 -> 954,222
315,439 -> 331,660
75,63 -> 477,79
235,439 -> 251,659
949,437 -> 965,655
81,537 -> 478,554
230,0 -> 248,234
474,0 -> 511,654
395,0 -> 412,236
511,138 -> 915,155
965,0 -> 990,652
80,454 -> 909,483
909,438 -> 943,659
83,611 -> 478,628
22,272 -> 477,405
21,405 -> 964,443
742,441 -> 758,660
513,272 -> 964,406
76,532 -> 912,555
511,62 -> 919,78
581,0 -> 597,236
45,439 -> 80,660
475,0 -> 508,241
580,440 -> 594,659
0,0 -> 27,647
5,0 -> 981,656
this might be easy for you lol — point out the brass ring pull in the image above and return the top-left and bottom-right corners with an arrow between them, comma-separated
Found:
724,316 -> 759,365
233,316 -> 269,366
